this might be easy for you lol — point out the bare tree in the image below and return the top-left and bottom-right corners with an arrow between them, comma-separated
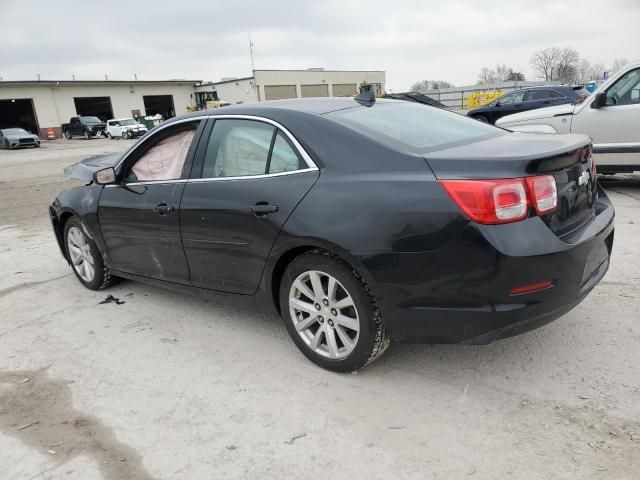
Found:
555,47 -> 580,83
410,80 -> 454,91
531,47 -> 580,83
590,63 -> 606,81
610,58 -> 629,74
576,58 -> 593,83
531,47 -> 562,81
476,64 -> 522,85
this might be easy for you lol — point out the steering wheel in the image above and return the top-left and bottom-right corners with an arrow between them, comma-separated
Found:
608,93 -> 620,106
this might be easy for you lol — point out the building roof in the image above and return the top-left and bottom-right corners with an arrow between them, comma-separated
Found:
0,79 -> 202,87
197,76 -> 255,87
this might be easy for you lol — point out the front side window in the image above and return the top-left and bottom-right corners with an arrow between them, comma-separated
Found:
606,68 -> 640,106
127,123 -> 198,182
201,119 -> 305,178
500,91 -> 526,104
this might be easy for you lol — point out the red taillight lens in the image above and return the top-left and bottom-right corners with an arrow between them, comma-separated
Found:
440,179 -> 528,224
525,175 -> 557,214
441,175 -> 558,224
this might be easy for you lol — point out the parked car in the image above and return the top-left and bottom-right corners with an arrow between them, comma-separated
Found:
467,86 -> 590,124
51,96 -> 614,371
61,116 -> 106,139
0,128 -> 40,149
497,61 -> 640,173
105,118 -> 148,140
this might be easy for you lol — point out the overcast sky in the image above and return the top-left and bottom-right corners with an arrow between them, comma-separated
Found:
2,0 -> 639,90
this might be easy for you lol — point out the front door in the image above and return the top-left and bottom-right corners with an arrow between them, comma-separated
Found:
572,67 -> 640,167
180,117 -> 319,294
98,119 -> 204,282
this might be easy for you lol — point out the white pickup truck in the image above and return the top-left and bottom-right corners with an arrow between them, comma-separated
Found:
497,61 -> 640,173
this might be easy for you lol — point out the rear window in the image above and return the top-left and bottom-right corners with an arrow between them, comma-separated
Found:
327,101 -> 504,153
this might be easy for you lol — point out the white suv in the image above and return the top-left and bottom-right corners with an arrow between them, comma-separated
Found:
105,118 -> 148,140
497,61 -> 640,173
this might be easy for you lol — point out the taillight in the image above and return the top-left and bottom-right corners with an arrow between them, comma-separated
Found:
440,179 -> 528,224
441,175 -> 558,225
525,175 -> 557,214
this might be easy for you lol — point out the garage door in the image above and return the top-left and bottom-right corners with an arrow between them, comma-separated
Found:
264,85 -> 297,100
332,84 -> 357,97
0,98 -> 40,136
143,95 -> 175,119
301,84 -> 329,98
74,97 -> 114,122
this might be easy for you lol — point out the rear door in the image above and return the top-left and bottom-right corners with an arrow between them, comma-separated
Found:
525,89 -> 554,110
180,117 -> 319,294
572,67 -> 640,168
98,119 -> 205,282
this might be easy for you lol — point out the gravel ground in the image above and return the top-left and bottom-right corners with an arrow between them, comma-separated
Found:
0,140 -> 639,479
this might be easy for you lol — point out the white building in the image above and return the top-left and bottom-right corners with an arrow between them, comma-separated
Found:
0,80 -> 200,138
0,69 -> 386,138
194,69 -> 386,106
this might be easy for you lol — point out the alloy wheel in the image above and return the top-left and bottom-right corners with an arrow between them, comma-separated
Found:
67,226 -> 95,283
289,270 -> 360,359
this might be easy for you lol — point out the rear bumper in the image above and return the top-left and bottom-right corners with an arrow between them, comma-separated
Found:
363,188 -> 615,344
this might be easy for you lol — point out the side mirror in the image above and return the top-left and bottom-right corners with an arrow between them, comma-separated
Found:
93,167 -> 117,185
591,92 -> 607,109
494,101 -> 501,107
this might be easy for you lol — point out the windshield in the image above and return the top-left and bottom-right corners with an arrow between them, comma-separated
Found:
80,116 -> 102,124
1,128 -> 29,135
119,119 -> 137,126
328,101 -> 505,152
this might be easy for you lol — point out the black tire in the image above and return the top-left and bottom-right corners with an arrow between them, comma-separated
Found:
83,130 -> 89,140
107,132 -> 113,140
279,250 -> 389,372
474,115 -> 489,123
64,130 -> 72,140
34,144 -> 40,148
4,140 -> 10,149
64,217 -> 112,290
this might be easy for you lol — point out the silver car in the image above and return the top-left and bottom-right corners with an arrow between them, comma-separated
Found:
0,128 -> 40,149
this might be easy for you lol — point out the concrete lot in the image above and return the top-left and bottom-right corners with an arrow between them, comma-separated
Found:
1,140 -> 639,479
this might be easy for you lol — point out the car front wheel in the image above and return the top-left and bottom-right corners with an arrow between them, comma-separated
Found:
64,218 -> 112,290
279,250 -> 389,372
64,130 -> 72,140
474,115 -> 489,123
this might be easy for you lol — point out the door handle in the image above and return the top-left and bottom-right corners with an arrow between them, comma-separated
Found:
154,203 -> 174,215
251,203 -> 278,216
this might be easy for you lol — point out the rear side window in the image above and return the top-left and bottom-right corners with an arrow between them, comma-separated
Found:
202,119 -> 305,177
527,90 -> 553,101
328,102 -> 504,152
269,132 -> 304,174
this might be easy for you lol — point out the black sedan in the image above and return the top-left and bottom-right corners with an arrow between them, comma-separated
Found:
467,85 -> 590,124
50,95 -> 614,371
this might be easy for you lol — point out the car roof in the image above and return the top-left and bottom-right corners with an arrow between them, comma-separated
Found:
176,97 -> 403,120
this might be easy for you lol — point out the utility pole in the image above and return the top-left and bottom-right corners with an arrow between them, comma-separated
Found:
249,32 -> 255,73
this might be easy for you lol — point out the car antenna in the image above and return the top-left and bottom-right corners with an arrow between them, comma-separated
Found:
354,90 -> 376,107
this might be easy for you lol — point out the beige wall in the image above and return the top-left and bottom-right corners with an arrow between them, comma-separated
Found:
254,70 -> 385,100
194,78 -> 258,105
0,83 -> 196,136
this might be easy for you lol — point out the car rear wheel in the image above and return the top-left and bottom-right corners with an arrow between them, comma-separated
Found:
83,130 -> 89,140
279,250 -> 389,372
64,218 -> 112,290
107,132 -> 113,140
64,130 -> 72,140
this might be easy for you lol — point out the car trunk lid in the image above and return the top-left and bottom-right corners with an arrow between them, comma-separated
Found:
425,132 -> 597,238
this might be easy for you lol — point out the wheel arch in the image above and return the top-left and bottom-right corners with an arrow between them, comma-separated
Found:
267,240 -> 372,314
